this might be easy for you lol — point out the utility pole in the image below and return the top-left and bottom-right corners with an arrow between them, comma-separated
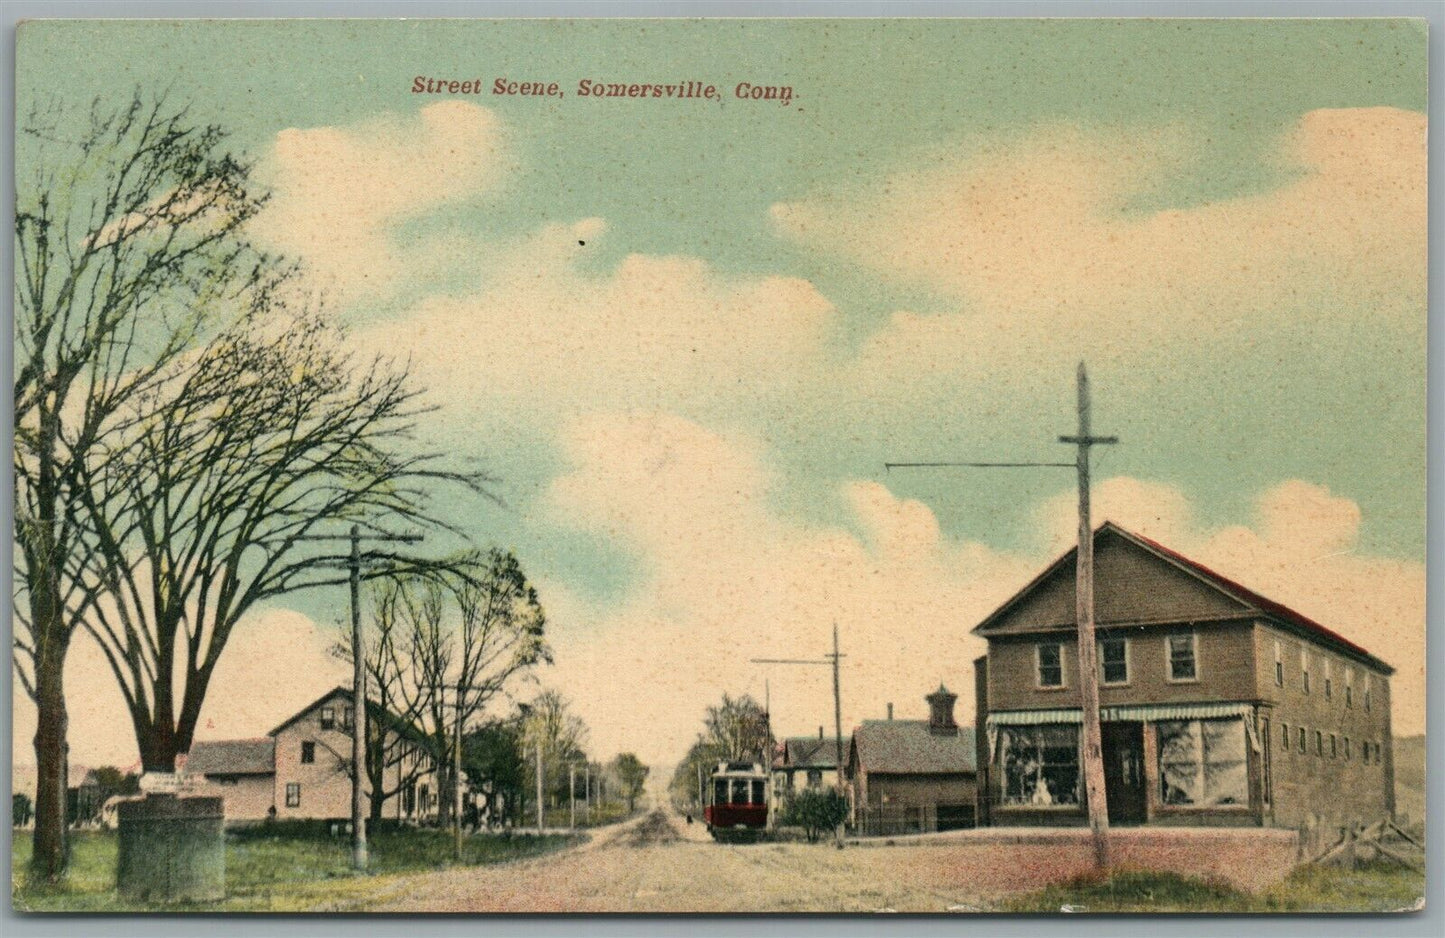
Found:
453,683 -> 465,861
298,525 -> 424,871
536,736 -> 545,834
831,624 -> 844,793
1060,363 -> 1116,868
585,762 -> 591,822
570,765 -> 577,830
885,361 -> 1116,869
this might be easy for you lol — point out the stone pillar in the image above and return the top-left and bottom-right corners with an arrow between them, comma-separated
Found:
117,793 -> 225,903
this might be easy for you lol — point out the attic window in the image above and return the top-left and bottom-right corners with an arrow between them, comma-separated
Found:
320,707 -> 335,730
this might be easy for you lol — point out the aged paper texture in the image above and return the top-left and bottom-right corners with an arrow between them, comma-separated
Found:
11,17 -> 1427,913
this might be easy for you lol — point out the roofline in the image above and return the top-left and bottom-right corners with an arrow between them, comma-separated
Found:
972,521 -> 1394,675
268,686 -> 351,737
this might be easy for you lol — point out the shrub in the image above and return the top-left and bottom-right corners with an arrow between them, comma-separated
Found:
782,789 -> 848,843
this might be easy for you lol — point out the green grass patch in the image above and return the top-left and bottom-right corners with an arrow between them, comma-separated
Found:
995,862 -> 1425,913
13,826 -> 581,913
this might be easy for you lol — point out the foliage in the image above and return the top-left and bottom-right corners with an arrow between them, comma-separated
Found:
993,862 -> 1425,913
610,753 -> 649,812
463,717 -> 528,824
13,794 -> 34,827
12,827 -> 581,913
781,788 -> 848,843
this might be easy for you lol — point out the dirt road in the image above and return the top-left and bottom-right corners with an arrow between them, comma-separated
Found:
366,801 -> 1070,913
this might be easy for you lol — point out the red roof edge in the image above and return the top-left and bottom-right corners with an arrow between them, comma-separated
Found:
1108,522 -> 1393,675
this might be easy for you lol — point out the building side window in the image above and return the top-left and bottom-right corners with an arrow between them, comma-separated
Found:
1375,742 -> 1382,765
806,769 -> 822,788
341,706 -> 355,731
1301,647 -> 1310,694
1158,718 -> 1247,807
1036,643 -> 1064,688
999,725 -> 1080,806
319,706 -> 335,730
1259,717 -> 1271,806
1330,734 -> 1337,758
1281,722 -> 1289,753
286,783 -> 301,807
1297,727 -> 1306,754
1344,737 -> 1351,759
301,741 -> 315,764
1314,730 -> 1323,757
1273,640 -> 1283,687
1167,633 -> 1197,682
1364,676 -> 1372,712
1100,637 -> 1128,685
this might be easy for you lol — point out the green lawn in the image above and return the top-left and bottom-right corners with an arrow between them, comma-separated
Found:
13,826 -> 581,912
995,862 -> 1426,913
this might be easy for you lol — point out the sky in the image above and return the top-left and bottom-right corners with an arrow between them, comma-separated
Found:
12,19 -> 1428,771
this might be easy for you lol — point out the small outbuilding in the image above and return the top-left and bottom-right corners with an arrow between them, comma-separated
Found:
847,686 -> 978,835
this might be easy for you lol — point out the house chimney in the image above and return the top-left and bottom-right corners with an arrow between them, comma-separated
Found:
926,684 -> 958,736
887,703 -> 893,721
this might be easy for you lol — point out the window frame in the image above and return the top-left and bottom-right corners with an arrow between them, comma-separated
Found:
300,741 -> 316,764
1156,717 -> 1250,810
1035,642 -> 1065,690
996,724 -> 1082,809
1099,636 -> 1130,686
285,782 -> 301,808
1297,726 -> 1306,754
319,706 -> 335,730
1165,631 -> 1199,684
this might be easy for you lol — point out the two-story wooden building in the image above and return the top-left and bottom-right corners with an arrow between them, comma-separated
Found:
973,522 -> 1394,833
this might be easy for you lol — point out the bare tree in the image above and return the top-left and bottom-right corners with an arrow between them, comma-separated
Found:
704,693 -> 771,762
523,690 -> 589,808
341,553 -> 551,823
71,302 -> 489,775
13,92 -> 271,879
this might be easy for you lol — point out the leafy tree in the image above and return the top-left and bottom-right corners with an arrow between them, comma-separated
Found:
463,718 -> 526,825
610,753 -> 649,813
14,91 -> 273,879
782,788 -> 848,843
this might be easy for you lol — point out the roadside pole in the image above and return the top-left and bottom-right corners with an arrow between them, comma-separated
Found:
536,737 -> 544,834
570,765 -> 577,829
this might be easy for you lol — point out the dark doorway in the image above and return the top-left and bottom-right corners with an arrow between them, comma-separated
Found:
1102,722 -> 1146,825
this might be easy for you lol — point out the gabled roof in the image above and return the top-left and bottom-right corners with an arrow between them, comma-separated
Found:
851,720 -> 977,775
972,521 -> 1393,675
188,738 -> 275,776
269,686 -> 353,737
779,736 -> 845,770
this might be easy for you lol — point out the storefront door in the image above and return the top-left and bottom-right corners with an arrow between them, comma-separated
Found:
1102,722 -> 1147,824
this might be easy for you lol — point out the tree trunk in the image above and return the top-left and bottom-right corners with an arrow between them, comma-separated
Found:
31,632 -> 71,882
138,720 -> 180,775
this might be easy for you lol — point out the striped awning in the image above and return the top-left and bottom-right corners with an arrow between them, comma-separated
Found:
984,701 -> 1260,756
984,701 -> 1255,729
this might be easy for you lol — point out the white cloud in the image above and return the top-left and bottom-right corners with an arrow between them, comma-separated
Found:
251,102 -> 508,302
358,220 -> 837,418
775,107 -> 1426,386
539,421 -> 1423,767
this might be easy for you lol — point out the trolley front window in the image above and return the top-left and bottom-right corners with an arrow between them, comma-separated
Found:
713,779 -> 728,805
731,779 -> 750,804
751,779 -> 766,804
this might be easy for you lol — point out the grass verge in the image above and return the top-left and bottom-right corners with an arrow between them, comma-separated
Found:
13,826 -> 581,912
994,862 -> 1425,913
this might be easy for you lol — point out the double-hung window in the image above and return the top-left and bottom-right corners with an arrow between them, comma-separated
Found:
319,707 -> 335,730
285,783 -> 301,807
301,741 -> 315,764
1037,643 -> 1064,688
1167,633 -> 1197,681
1100,637 -> 1128,685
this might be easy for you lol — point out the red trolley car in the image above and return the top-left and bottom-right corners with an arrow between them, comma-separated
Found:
704,761 -> 769,842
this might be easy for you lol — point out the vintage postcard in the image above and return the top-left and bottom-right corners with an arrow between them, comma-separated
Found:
10,17 -> 1427,914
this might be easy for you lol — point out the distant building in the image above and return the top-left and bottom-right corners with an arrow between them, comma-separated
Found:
973,521 -> 1395,832
847,687 -> 978,834
188,686 -> 442,825
774,729 -> 845,796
